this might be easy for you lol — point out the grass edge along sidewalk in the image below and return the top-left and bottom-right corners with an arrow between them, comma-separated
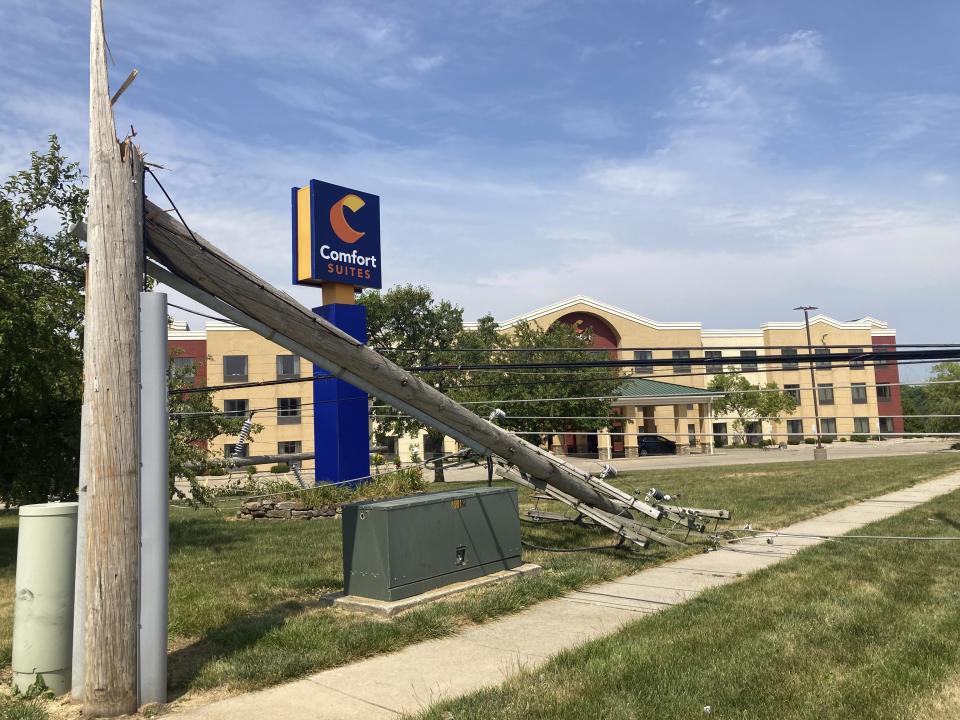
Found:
162,454 -> 960,695
2,453 -> 960,710
414,476 -> 960,720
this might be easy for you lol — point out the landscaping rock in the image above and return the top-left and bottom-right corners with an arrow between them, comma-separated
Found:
251,510 -> 266,518
265,509 -> 289,519
278,501 -> 305,511
291,509 -> 314,518
243,501 -> 262,511
237,514 -> 253,521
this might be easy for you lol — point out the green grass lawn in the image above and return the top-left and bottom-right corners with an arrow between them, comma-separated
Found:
1,453 -> 959,703
413,476 -> 960,720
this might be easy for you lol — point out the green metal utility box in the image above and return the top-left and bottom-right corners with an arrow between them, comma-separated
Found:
342,487 -> 522,601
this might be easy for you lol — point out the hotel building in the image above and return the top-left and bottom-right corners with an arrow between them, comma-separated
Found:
168,296 -> 904,467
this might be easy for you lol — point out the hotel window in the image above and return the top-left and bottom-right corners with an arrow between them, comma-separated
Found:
277,440 -> 302,455
740,350 -> 758,372
854,417 -> 870,435
632,350 -> 653,375
276,355 -> 300,380
170,356 -> 197,384
851,383 -> 867,404
879,417 -> 895,434
672,350 -> 691,374
781,347 -> 799,370
821,418 -> 838,438
224,442 -> 248,458
817,383 -> 834,405
380,436 -> 399,457
278,398 -> 301,424
815,348 -> 832,369
847,348 -> 865,368
787,419 -> 804,442
223,399 -> 249,417
875,347 -> 890,366
223,355 -> 248,382
785,384 -> 801,403
876,384 -> 892,402
704,350 -> 722,374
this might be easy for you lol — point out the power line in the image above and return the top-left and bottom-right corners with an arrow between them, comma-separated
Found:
170,354 -> 945,397
373,343 -> 960,353
168,302 -> 237,326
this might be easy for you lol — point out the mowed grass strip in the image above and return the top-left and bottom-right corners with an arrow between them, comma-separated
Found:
1,453 -> 959,698
414,483 -> 960,720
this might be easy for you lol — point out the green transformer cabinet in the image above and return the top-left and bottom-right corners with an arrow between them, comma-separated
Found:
342,487 -> 522,601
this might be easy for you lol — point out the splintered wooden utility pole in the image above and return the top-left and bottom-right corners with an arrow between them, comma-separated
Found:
81,0 -> 144,715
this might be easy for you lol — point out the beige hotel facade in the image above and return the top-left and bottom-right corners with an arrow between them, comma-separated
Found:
168,295 -> 905,467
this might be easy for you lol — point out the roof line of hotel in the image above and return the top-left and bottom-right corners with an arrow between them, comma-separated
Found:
483,295 -> 702,331
467,296 -> 893,335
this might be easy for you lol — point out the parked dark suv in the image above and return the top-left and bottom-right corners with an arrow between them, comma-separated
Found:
638,435 -> 677,456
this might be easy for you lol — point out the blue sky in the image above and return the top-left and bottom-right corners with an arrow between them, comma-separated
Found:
2,0 -> 958,366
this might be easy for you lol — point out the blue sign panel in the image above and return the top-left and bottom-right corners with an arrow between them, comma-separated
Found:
292,179 -> 381,289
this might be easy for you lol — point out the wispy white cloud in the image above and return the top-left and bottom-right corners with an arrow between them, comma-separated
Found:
586,162 -> 687,197
411,55 -> 446,72
722,30 -> 831,79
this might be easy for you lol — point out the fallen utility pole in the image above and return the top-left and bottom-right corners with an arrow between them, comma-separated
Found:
80,0 -> 144,715
143,209 -> 729,547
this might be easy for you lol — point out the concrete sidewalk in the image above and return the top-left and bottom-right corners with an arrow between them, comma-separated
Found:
168,470 -> 960,720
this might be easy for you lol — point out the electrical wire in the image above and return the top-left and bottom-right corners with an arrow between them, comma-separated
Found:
175,356 -> 956,397
168,302 -> 238,325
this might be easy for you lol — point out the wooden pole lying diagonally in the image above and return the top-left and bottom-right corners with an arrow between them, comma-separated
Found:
143,203 -> 622,516
81,0 -> 144,715
144,202 -> 730,544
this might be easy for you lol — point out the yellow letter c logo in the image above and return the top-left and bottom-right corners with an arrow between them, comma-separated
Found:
329,194 -> 366,244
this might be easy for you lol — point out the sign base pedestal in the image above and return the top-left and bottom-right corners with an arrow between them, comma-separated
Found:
312,302 -> 370,485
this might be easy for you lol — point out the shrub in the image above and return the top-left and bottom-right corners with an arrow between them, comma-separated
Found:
840,437 -> 848,442
294,466 -> 427,508
270,463 -> 290,474
803,438 -> 817,444
822,436 -> 834,444
246,465 -> 257,476
787,438 -> 801,445
204,465 -> 227,477
850,435 -> 868,442
950,442 -> 960,450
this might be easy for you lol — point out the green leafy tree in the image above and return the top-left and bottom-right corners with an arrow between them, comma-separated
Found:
459,319 -> 622,449
361,285 -> 622,478
361,284 -> 466,482
903,362 -> 960,435
0,137 -> 257,504
0,136 -> 87,504
708,372 -> 797,444
167,355 -> 253,504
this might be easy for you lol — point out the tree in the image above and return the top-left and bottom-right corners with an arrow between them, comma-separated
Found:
458,319 -> 622,449
708,372 -> 797,445
167,355 -> 252,505
0,137 -> 256,505
361,284 -> 466,482
361,285 -> 623,478
903,362 -> 960,435
0,136 -> 87,504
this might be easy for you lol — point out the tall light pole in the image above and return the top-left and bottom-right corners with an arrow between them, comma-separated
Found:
794,305 -> 824,453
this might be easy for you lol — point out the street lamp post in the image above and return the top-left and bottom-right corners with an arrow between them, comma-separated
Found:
794,305 -> 826,458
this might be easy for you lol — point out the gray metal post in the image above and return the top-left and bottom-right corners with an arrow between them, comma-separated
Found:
71,399 -> 89,699
139,292 -> 169,705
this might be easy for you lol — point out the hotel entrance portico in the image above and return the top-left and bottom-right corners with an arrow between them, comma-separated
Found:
550,377 -> 723,460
